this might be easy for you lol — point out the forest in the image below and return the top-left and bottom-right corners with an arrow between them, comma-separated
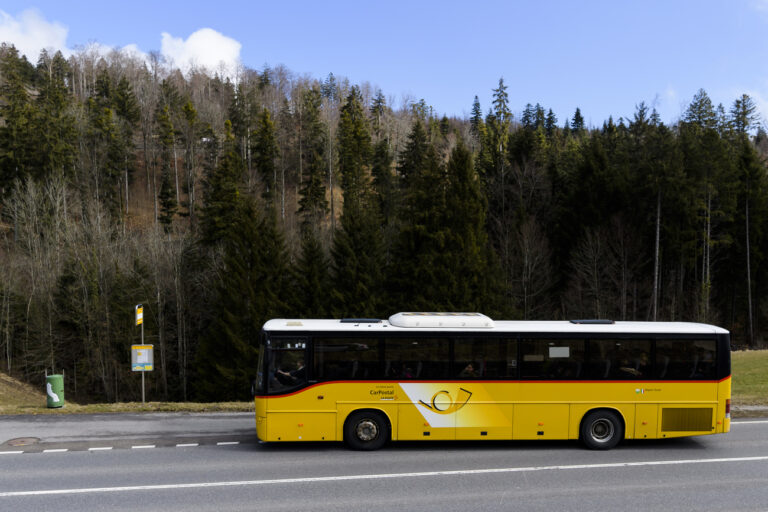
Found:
1,42 -> 767,402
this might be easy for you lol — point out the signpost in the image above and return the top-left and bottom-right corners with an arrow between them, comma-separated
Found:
132,304 -> 152,403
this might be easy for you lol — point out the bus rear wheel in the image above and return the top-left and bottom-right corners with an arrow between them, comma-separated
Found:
580,410 -> 623,450
344,410 -> 389,450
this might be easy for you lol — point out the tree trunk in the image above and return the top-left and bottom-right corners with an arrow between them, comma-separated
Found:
746,194 -> 754,346
652,189 -> 661,321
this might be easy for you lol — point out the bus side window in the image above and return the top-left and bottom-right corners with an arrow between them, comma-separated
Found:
656,339 -> 715,380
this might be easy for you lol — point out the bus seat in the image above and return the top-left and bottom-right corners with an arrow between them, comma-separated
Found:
658,356 -> 669,379
602,360 -> 612,379
689,355 -> 699,378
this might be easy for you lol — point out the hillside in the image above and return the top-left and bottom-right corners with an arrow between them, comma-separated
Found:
0,371 -> 46,412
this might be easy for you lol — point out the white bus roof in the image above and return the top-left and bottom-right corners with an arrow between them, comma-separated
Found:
262,315 -> 728,335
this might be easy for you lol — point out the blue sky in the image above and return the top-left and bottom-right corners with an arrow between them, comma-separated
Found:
2,1 -> 767,128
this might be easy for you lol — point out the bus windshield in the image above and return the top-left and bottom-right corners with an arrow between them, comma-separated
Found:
267,337 -> 307,394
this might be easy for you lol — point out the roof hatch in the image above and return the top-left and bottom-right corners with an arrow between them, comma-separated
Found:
388,312 -> 494,329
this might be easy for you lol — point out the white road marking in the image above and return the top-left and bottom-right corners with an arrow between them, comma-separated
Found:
2,455 -> 768,498
42,449 -> 68,453
0,451 -> 24,455
732,420 -> 768,425
216,442 -> 239,446
88,447 -> 113,451
131,445 -> 155,449
176,443 -> 198,448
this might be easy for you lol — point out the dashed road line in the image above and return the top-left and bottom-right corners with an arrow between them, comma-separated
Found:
1,439 -> 249,454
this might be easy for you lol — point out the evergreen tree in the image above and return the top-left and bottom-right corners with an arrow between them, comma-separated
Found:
199,121 -> 244,246
389,142 -> 447,310
253,108 -> 279,207
158,168 -> 177,230
156,105 -> 177,225
195,198 -> 265,400
297,88 -> 328,232
0,44 -> 38,195
336,86 -> 372,215
372,139 -> 396,227
331,86 -> 383,316
684,89 -> 717,129
397,119 -> 429,187
571,107 -> 585,133
731,94 -> 759,135
545,109 -> 558,136
34,50 -> 76,180
292,231 -> 331,317
370,89 -> 387,139
521,103 -> 535,129
470,96 -> 483,140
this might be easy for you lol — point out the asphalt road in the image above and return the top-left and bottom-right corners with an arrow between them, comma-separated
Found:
1,414 -> 767,511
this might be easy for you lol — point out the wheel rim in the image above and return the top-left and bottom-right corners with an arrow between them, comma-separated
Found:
355,420 -> 379,442
590,418 -> 614,442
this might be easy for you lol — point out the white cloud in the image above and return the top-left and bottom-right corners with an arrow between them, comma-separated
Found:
160,28 -> 241,78
0,8 -> 68,60
752,0 -> 768,12
1,9 -> 241,79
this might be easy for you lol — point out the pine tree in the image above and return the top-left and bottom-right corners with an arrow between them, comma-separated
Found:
156,105 -> 177,226
253,108 -> 279,207
158,168 -> 177,230
684,89 -> 717,130
731,94 -> 759,135
34,50 -> 76,181
571,107 -> 585,134
470,96 -> 483,139
297,88 -> 328,232
372,139 -> 396,227
545,109 -> 558,136
330,86 -> 383,316
195,198 -> 264,401
336,86 -> 372,216
0,44 -> 38,195
397,119 -> 429,187
444,142 -> 507,315
292,231 -> 331,317
199,121 -> 244,246
370,89 -> 387,139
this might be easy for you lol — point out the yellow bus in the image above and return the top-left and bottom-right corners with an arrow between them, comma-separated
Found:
253,312 -> 731,450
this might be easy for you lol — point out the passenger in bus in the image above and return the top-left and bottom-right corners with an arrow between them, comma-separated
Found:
692,349 -> 715,378
402,366 -> 416,379
276,359 -> 306,384
459,363 -> 478,378
619,352 -> 648,377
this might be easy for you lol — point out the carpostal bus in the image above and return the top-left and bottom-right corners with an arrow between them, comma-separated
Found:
253,313 -> 731,450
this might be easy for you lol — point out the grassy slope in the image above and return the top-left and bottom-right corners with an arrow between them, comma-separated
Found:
1,351 -> 766,415
731,350 -> 768,405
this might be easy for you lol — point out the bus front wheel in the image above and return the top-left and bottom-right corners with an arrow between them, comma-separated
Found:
344,410 -> 389,450
580,410 -> 623,450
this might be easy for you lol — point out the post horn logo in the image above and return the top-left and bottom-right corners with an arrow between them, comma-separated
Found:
418,388 -> 473,415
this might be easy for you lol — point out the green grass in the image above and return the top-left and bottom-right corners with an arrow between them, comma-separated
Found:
2,351 -> 767,416
732,350 -> 768,406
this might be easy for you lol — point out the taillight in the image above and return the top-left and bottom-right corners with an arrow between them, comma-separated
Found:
725,399 -> 731,419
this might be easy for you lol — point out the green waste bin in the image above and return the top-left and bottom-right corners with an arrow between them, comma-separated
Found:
46,374 -> 64,408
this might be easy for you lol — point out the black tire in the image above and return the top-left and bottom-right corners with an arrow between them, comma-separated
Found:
580,410 -> 624,450
344,410 -> 390,450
